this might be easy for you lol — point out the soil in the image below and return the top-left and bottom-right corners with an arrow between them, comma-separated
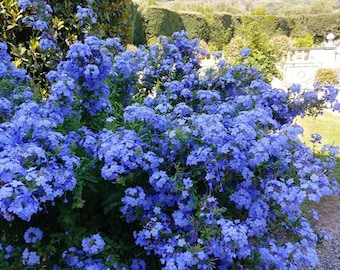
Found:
312,194 -> 340,235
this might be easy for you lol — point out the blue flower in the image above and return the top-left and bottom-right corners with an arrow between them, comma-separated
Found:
76,5 -> 97,25
240,47 -> 251,58
39,37 -> 56,50
0,63 -> 7,78
81,234 -> 105,255
334,102 -> 340,111
24,227 -> 43,244
33,19 -> 48,30
18,0 -> 32,11
130,259 -> 146,270
310,133 -> 322,144
4,245 -> 13,260
22,248 -> 40,266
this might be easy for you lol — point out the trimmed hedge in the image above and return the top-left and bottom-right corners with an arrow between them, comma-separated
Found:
140,7 -> 210,43
232,15 -> 292,38
131,7 -> 340,47
141,7 -> 184,43
209,13 -> 233,50
130,2 -> 147,45
179,12 -> 210,41
305,13 -> 340,42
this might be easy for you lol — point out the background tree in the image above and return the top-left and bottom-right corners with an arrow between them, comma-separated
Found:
309,0 -> 335,14
251,7 -> 267,15
225,21 -> 281,82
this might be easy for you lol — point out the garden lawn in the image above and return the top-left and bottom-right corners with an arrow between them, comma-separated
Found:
296,110 -> 340,181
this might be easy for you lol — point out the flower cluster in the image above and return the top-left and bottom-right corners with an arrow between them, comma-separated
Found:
24,227 -> 43,244
19,0 -> 52,31
22,248 -> 40,266
0,45 -> 79,222
81,234 -> 105,255
0,42 -> 27,82
0,42 -> 30,123
18,0 -> 57,50
114,32 -> 339,269
46,36 -> 123,123
76,5 -> 97,26
109,30 -> 204,107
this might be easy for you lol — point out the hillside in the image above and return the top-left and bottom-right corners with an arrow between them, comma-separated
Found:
142,0 -> 340,15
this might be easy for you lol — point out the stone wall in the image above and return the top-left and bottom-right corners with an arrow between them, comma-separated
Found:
283,42 -> 340,89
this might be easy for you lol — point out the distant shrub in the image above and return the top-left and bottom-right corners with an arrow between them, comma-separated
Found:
225,21 -> 281,82
180,12 -> 210,41
141,7 -> 210,43
305,13 -> 340,43
270,35 -> 292,61
208,13 -> 233,50
293,33 -> 315,48
142,7 -> 183,42
315,68 -> 339,85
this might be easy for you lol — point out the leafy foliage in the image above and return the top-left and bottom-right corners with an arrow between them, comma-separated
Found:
224,22 -> 281,82
0,0 -> 132,89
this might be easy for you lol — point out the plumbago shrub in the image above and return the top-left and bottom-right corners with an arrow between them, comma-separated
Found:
1,31 -> 340,269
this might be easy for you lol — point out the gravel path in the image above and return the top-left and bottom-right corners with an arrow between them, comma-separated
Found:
308,195 -> 340,269
314,233 -> 340,270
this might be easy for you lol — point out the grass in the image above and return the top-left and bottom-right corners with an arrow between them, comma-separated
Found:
295,110 -> 340,181
296,111 -> 340,149
296,111 -> 340,232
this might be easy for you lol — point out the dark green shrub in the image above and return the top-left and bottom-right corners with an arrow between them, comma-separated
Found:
141,7 -> 184,43
130,2 -> 147,45
276,16 -> 292,36
141,7 -> 211,44
208,13 -> 233,50
179,12 -> 210,41
305,13 -> 340,43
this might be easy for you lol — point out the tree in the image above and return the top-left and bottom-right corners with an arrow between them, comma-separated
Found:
251,7 -> 267,16
225,21 -> 281,82
309,0 -> 334,14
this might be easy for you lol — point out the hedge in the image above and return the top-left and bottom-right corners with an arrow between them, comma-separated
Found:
208,13 -> 233,50
141,7 -> 185,43
304,13 -> 340,42
139,7 -> 210,44
130,7 -> 340,47
179,12 -> 210,41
